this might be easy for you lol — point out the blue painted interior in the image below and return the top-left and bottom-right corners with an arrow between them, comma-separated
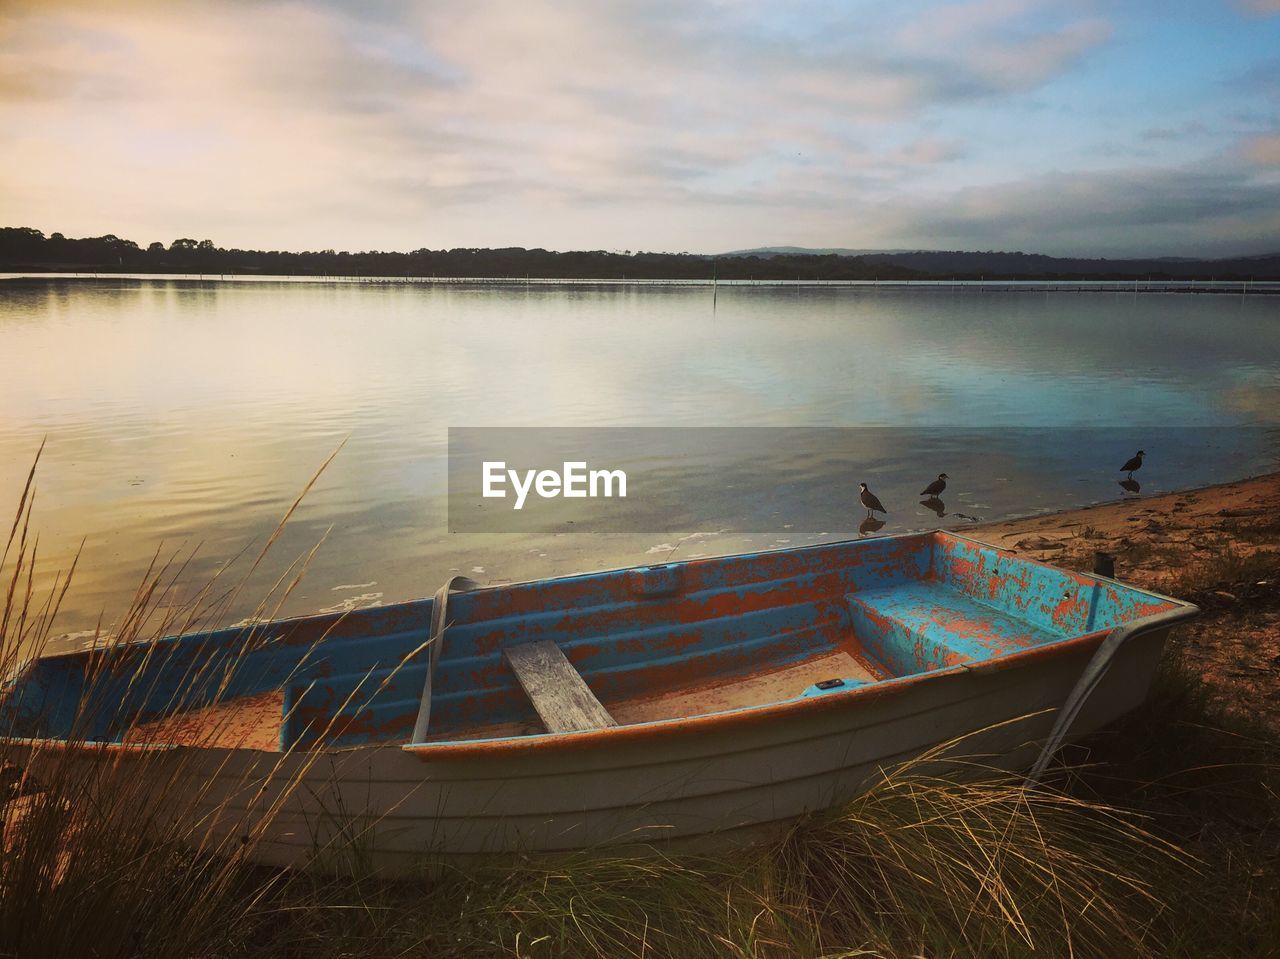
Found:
0,532 -> 1178,750
847,582 -> 1064,675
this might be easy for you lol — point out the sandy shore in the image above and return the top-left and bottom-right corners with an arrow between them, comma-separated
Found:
963,471 -> 1280,724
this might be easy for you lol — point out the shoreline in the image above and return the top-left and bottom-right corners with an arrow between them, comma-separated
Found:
4,271 -> 1279,294
965,469 -> 1280,584
966,471 -> 1280,726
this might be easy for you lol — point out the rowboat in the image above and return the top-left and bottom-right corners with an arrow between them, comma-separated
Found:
1,530 -> 1196,874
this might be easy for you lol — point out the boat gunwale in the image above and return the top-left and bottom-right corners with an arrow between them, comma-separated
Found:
26,527 -> 1191,662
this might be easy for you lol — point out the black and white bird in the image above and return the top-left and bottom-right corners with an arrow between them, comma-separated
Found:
1120,450 -> 1144,478
859,482 -> 887,517
920,473 -> 949,497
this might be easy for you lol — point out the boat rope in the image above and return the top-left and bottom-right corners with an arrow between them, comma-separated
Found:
1027,605 -> 1199,782
410,575 -> 482,744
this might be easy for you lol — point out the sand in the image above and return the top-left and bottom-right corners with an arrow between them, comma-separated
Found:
962,472 -> 1280,726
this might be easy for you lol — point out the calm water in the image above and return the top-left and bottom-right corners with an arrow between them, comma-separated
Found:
1,278 -> 1277,642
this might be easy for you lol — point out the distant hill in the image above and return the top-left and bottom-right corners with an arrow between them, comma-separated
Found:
723,246 -> 913,257
3,227 -> 1278,280
860,249 -> 1280,279
726,246 -> 1280,279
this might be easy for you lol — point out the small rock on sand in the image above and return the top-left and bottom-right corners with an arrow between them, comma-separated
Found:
1014,536 -> 1059,551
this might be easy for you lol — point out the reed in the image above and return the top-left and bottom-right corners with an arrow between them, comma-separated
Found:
0,445 -> 349,958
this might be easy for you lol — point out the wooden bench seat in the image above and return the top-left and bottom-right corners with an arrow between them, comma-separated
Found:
503,640 -> 617,734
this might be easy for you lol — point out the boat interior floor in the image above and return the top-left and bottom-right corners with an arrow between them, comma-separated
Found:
123,648 -> 887,751
423,647 -> 887,744
125,690 -> 285,751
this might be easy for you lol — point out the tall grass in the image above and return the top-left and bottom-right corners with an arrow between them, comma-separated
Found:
0,445 -> 346,958
0,451 -> 1270,958
1065,647 -> 1280,958
251,743 -> 1187,959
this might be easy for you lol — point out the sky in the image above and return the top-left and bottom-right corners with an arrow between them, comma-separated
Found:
1,0 -> 1279,257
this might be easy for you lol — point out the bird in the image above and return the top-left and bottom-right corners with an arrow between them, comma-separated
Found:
1120,450 -> 1144,478
859,482 -> 887,517
920,473 -> 948,497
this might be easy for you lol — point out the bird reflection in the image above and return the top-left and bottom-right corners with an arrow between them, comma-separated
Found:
859,516 -> 886,536
920,496 -> 946,518
1119,478 -> 1141,494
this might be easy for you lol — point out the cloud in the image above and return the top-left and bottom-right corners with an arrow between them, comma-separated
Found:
893,0 -> 1112,97
1,0 -> 1275,257
868,155 -> 1280,257
1141,121 -> 1209,141
895,138 -> 966,164
1243,133 -> 1280,165
0,0 -> 1119,248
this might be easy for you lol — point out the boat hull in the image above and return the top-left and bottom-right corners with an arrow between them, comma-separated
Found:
16,619 -> 1172,874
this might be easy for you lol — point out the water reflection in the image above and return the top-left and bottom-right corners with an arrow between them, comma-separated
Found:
920,496 -> 947,517
1119,478 -> 1142,494
858,516 -> 886,536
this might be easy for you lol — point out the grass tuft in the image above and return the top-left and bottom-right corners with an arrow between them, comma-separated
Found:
1168,545 -> 1280,596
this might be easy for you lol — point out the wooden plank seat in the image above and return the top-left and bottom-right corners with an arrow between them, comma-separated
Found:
503,640 -> 618,733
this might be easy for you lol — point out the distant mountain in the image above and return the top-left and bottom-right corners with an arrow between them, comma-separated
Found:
857,250 -> 1280,279
724,246 -> 1280,279
724,246 -> 912,257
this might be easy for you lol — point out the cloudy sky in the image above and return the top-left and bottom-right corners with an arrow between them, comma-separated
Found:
2,0 -> 1278,256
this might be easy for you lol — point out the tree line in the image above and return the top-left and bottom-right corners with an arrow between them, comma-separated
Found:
0,227 -> 918,281
2,226 -> 1277,280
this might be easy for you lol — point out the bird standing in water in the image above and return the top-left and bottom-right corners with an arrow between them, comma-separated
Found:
859,482 -> 887,517
1120,450 -> 1144,478
920,473 -> 948,497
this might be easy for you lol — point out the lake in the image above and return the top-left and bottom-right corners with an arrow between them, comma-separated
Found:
1,277 -> 1277,642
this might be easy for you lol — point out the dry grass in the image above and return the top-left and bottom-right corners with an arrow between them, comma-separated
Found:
1166,544 -> 1280,597
0,444 -> 346,958
255,744 -> 1187,959
1061,647 -> 1280,958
